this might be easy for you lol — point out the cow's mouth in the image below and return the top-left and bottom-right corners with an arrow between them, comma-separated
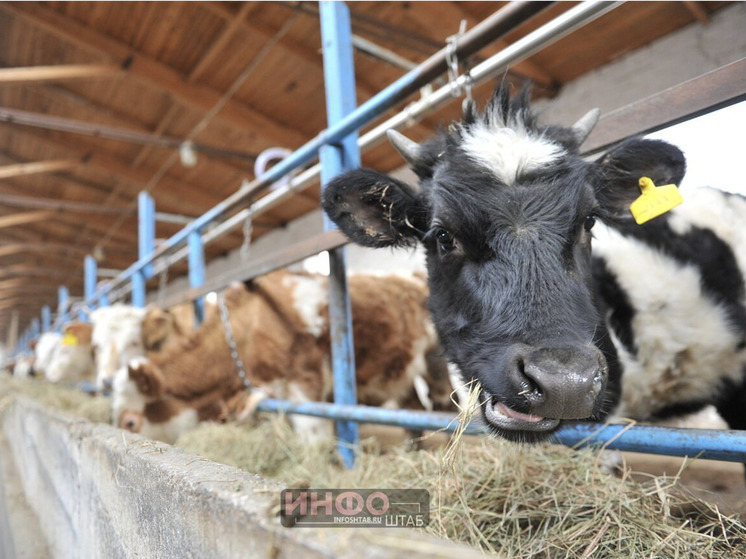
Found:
482,393 -> 560,433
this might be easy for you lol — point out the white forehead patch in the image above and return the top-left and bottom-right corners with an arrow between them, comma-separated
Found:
461,120 -> 565,186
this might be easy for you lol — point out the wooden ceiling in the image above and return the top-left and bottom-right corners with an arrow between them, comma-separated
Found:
0,1 -> 732,343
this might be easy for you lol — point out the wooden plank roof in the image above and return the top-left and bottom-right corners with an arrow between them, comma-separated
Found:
0,0 -> 734,342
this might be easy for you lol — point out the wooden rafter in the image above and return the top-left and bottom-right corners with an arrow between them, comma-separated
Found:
0,64 -> 123,83
0,211 -> 55,229
0,288 -> 61,304
0,159 -> 80,179
0,263 -> 70,279
0,243 -> 89,259
2,127 -> 222,216
1,2 -> 309,148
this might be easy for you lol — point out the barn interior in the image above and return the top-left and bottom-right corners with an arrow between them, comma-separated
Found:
2,2 -> 746,558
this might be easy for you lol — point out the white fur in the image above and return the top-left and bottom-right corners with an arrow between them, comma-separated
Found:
413,374 -> 433,411
284,274 -> 328,337
593,216 -> 746,420
90,304 -> 148,389
33,332 -> 62,378
12,355 -> 33,378
45,342 -> 95,384
447,363 -> 471,410
461,118 -> 565,186
668,187 -> 746,282
111,365 -> 150,419
286,382 -> 334,442
138,409 -> 199,445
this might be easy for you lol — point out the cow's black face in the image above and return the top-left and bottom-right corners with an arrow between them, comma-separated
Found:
322,84 -> 684,442
416,145 -> 609,441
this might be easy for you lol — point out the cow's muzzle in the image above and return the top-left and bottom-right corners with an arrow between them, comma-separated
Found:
483,344 -> 607,433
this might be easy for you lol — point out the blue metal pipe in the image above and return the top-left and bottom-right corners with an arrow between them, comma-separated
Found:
188,230 -> 206,325
41,306 -> 51,333
132,191 -> 156,307
30,318 -> 40,340
57,286 -> 69,332
320,0 -> 361,469
138,191 -> 156,280
131,270 -> 146,308
552,423 -> 746,462
255,399 -> 746,463
84,255 -> 97,315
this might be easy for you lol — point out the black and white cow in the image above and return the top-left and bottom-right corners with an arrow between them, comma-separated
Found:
322,83 -> 746,443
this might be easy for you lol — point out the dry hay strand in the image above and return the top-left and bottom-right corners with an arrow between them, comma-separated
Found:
0,375 -> 110,424
175,413 -> 746,559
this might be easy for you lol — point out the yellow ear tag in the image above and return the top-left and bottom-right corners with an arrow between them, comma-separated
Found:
62,333 -> 79,346
629,176 -> 683,225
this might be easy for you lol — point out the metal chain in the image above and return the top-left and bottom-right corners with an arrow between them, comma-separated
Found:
217,292 -> 252,391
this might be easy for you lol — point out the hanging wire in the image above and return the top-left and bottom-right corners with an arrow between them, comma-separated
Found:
445,20 -> 474,112
240,211 -> 254,264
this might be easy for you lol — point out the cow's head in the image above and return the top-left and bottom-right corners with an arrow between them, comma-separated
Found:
322,84 -> 686,442
90,304 -> 148,391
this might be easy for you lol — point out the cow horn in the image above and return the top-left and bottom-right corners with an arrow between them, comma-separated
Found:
571,108 -> 600,146
387,129 -> 421,167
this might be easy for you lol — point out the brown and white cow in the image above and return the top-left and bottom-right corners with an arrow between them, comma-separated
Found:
90,301 -> 203,391
113,269 -> 458,443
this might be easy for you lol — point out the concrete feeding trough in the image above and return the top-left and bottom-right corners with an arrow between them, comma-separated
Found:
0,396 -> 481,559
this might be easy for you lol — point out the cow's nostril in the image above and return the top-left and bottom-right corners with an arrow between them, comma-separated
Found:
515,358 -> 543,402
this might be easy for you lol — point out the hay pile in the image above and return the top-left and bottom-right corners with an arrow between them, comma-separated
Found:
0,375 -> 111,424
175,415 -> 746,558
2,374 -> 746,557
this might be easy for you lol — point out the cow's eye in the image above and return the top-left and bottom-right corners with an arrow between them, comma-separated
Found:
435,228 -> 455,252
584,215 -> 596,232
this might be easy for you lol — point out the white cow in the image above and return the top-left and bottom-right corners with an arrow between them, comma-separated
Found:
32,331 -> 63,378
90,304 -> 148,391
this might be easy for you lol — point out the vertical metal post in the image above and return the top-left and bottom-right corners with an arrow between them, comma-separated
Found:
57,286 -> 69,332
30,318 -> 40,342
320,0 -> 361,468
133,191 -> 155,307
188,230 -> 205,326
139,191 -> 156,278
41,306 -> 51,333
84,255 -> 97,317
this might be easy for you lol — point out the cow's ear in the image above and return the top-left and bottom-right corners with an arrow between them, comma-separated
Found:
64,322 -> 93,344
142,307 -> 174,352
594,138 -> 687,222
322,168 -> 429,248
128,359 -> 165,399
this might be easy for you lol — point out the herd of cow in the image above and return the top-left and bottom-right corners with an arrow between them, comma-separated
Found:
7,85 -> 746,458
10,269 -> 462,443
